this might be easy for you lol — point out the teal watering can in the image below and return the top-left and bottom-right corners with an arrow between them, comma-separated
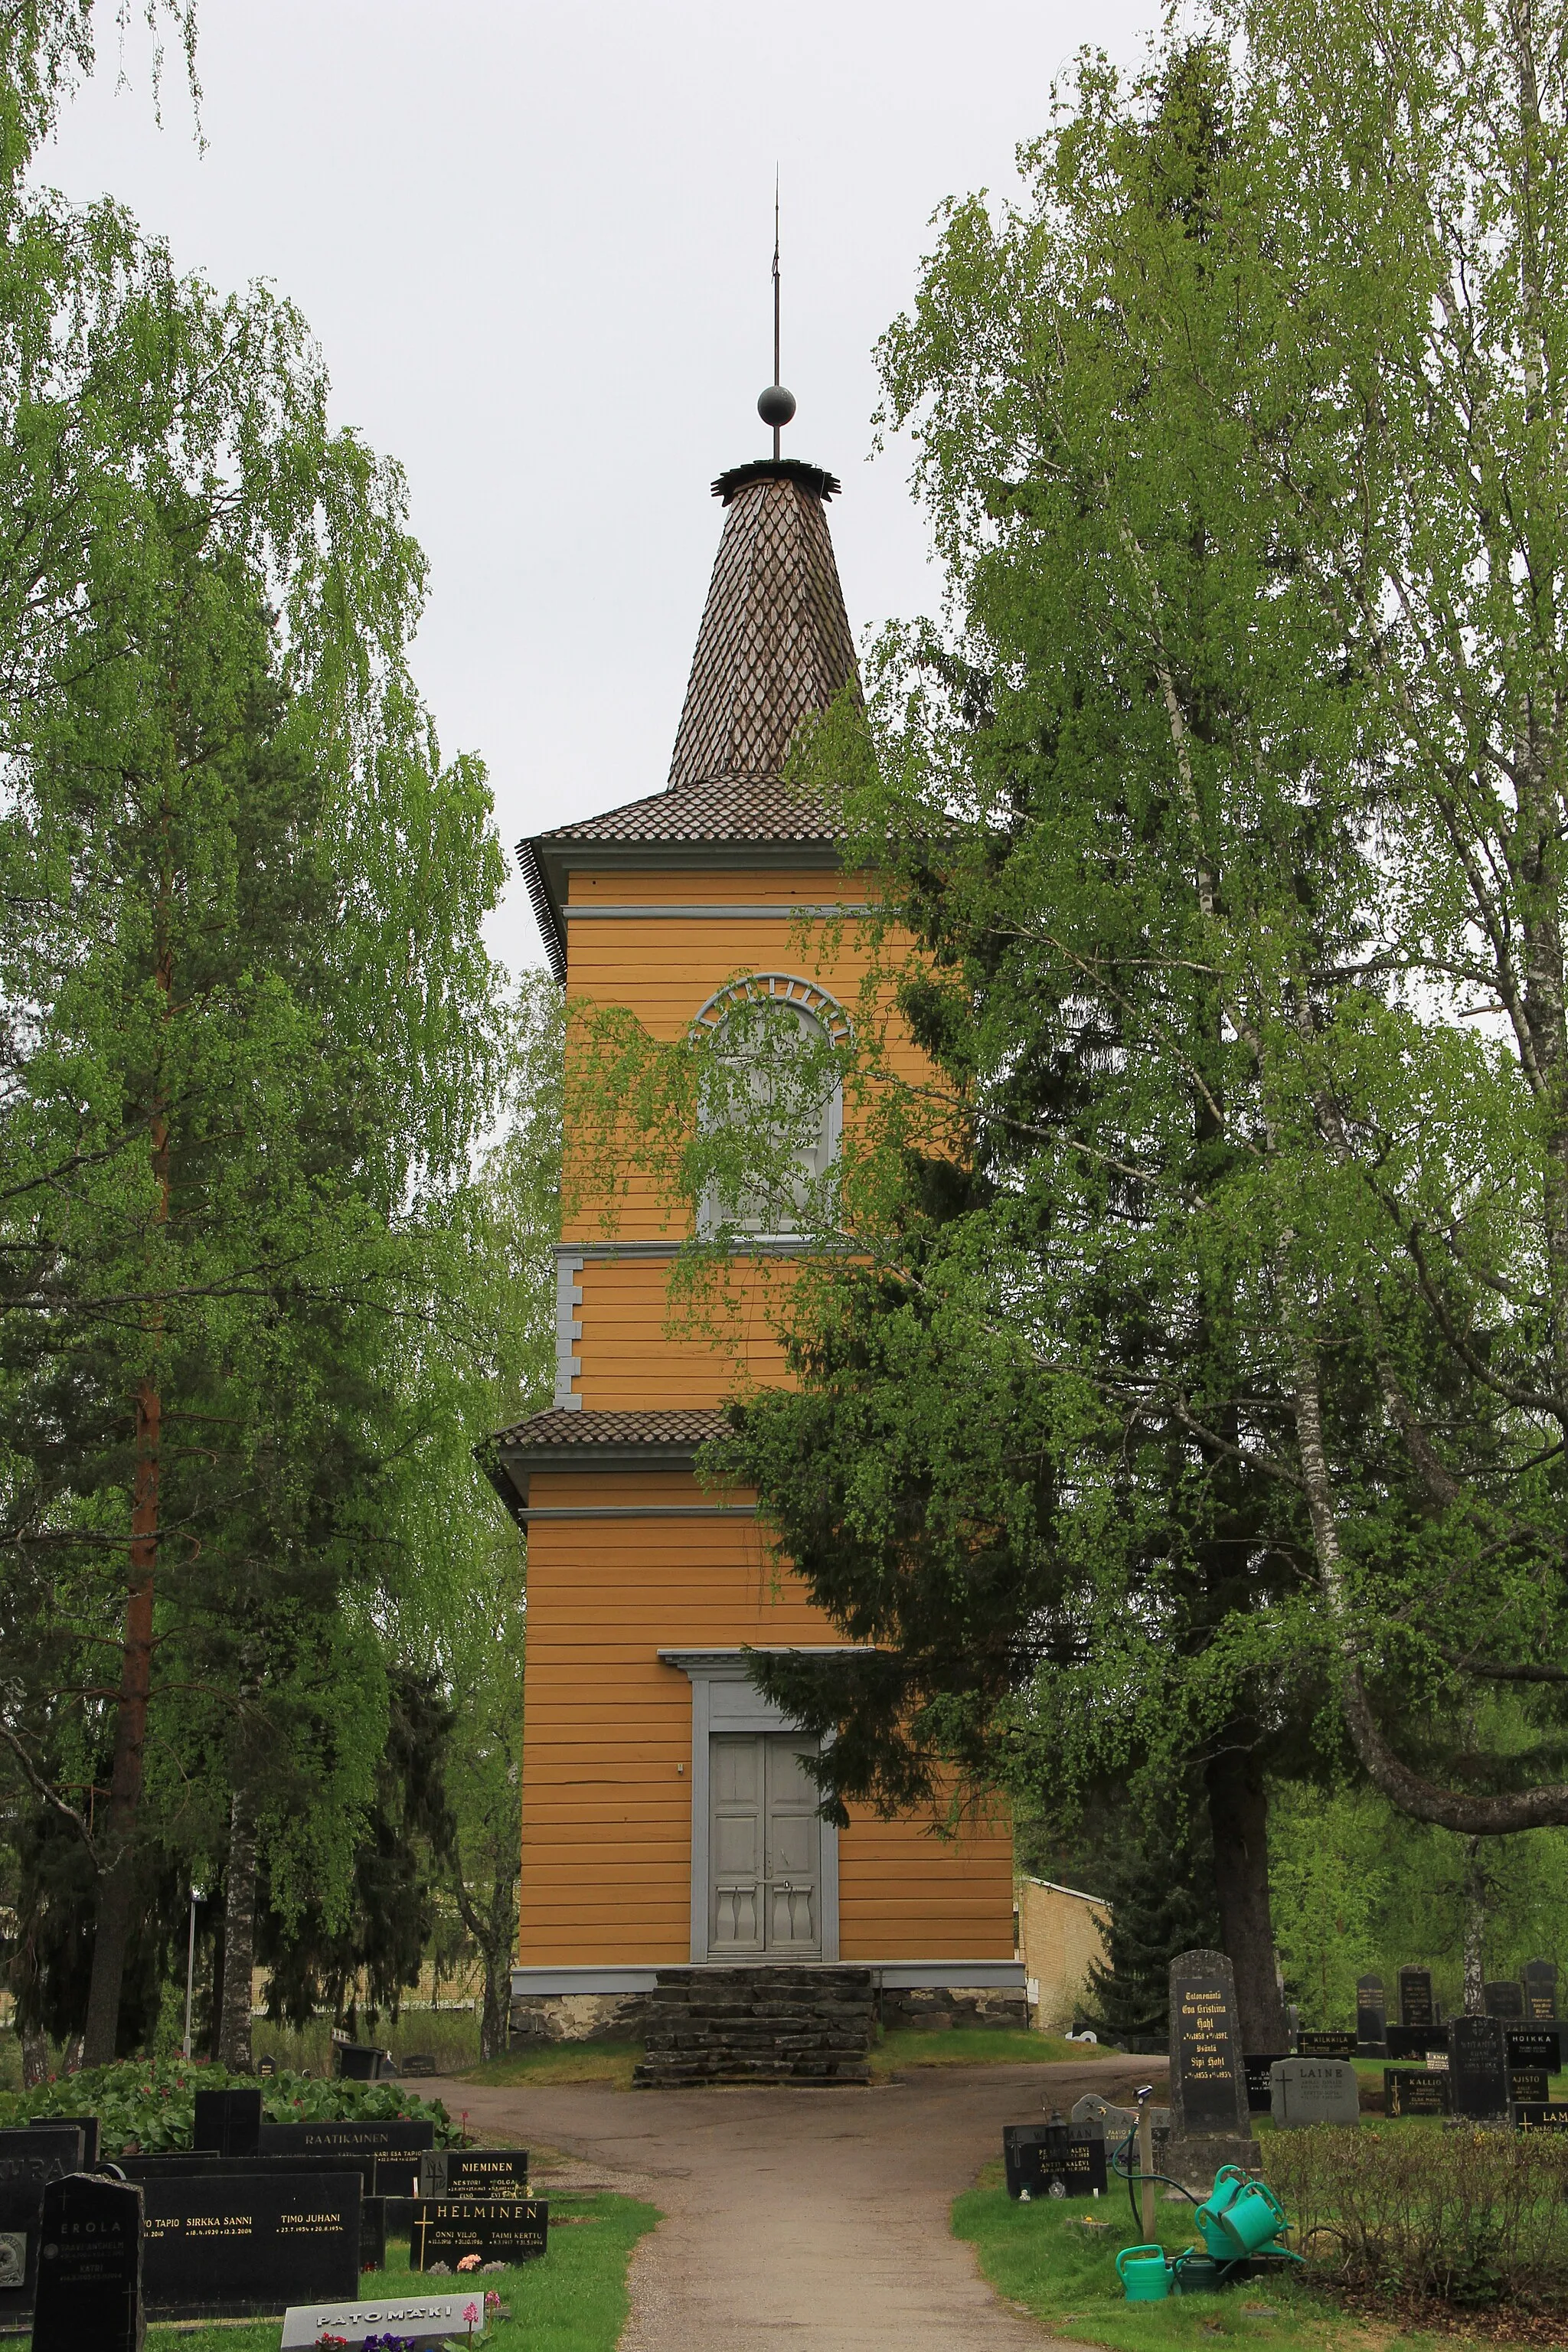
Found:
1116,2244 -> 1171,2301
1195,2167 -> 1292,2262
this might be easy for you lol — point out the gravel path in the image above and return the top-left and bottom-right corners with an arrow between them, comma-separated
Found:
421,2055 -> 1165,2350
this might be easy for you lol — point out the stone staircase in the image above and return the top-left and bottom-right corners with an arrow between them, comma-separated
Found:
632,1964 -> 876,2087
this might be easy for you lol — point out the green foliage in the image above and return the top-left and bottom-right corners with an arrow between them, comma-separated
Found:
1080,1811 -> 1222,2044
0,2056 -> 456,2151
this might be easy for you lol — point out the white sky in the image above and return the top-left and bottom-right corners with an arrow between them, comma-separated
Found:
47,0 -> 1151,975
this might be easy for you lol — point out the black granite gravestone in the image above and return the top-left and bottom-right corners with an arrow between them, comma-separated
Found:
1243,2055 -> 1289,2114
372,2155 -> 421,2199
31,2172 -> 142,2352
140,2171 -> 359,2319
410,2197 -> 547,2269
1356,1975 -> 1388,2056
1514,2102 -> 1568,2134
419,2148 -> 529,2200
399,2054 -> 438,2079
1383,2068 -> 1451,2118
192,2089 -> 263,2158
1165,1950 -> 1256,2181
1001,2123 -> 1109,2200
1523,1958 -> 1559,2023
358,2196 -> 385,2273
1485,1980 -> 1526,2023
258,2120 -> 433,2171
1450,2014 -> 1511,2121
28,2117 -> 100,2169
1398,1966 -> 1436,2029
0,2128 -> 85,2334
256,2056 -> 278,2079
1297,2030 -> 1357,2060
1510,2068 -> 1550,2104
1507,2024 -> 1564,2073
1386,2024 -> 1449,2058
335,2044 -> 389,2082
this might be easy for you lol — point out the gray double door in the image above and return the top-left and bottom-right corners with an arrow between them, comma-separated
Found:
709,1732 -> 822,1956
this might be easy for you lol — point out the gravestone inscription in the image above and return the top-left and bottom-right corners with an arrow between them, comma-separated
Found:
410,2197 -> 548,2269
1449,2014 -> 1511,2122
1485,1981 -> 1526,2023
140,2172 -> 360,2319
1242,2056 -> 1288,2114
31,2172 -> 142,2352
1523,1958 -> 1559,2022
1001,2124 -> 1109,2200
372,2154 -> 421,2199
398,2054 -> 438,2079
259,2119 -> 433,2166
1383,2069 -> 1451,2118
28,2117 -> 100,2169
419,2149 -> 529,2200
1510,2068 -> 1550,2105
1269,2058 -> 1361,2129
1297,2031 -> 1357,2060
1356,1975 -> 1387,2055
1514,2102 -> 1568,2134
1398,1966 -> 1436,2029
192,2089 -> 262,2159
1168,1951 -> 1253,2151
279,2288 -> 485,2349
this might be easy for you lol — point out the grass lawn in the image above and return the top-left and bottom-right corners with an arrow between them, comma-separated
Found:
120,2192 -> 658,2352
459,2039 -> 642,2091
871,2026 -> 1117,2075
953,2166 -> 1480,2352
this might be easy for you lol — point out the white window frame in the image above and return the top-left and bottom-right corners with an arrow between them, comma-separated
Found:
690,975 -> 851,1243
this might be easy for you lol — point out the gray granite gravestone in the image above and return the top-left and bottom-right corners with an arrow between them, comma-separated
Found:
1165,1950 -> 1256,2181
1269,2057 -> 1361,2129
280,2288 -> 485,2348
1485,1980 -> 1526,2023
1356,1975 -> 1387,2056
1398,1965 -> 1436,2028
31,2172 -> 142,2352
1449,2014 -> 1511,2122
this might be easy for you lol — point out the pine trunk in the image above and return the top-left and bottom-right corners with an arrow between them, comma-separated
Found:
217,1786 -> 258,2071
1463,1836 -> 1488,2014
1205,1738 -> 1288,2051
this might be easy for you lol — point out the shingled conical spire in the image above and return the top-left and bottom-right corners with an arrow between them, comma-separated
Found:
667,459 -> 856,790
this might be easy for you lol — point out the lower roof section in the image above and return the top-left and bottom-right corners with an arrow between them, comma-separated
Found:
482,1405 -> 732,1517
511,1961 -> 1027,1996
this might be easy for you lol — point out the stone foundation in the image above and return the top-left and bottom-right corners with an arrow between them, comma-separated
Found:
508,1989 -> 652,2044
877,1983 -> 1030,2034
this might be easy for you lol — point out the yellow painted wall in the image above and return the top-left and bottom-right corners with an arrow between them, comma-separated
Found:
517,1471 -> 1014,1967
1018,1877 -> 1110,2030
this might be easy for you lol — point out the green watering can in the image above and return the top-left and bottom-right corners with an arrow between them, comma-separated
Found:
1195,2167 -> 1292,2262
1116,2244 -> 1171,2301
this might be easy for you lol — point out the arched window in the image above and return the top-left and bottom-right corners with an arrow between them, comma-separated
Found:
691,975 -> 851,1239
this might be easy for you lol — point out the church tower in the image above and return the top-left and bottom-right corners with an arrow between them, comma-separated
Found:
491,439 -> 1020,2056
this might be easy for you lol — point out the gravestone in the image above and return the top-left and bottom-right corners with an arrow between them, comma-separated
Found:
1001,2123 -> 1108,2200
335,2044 -> 390,2082
1165,1950 -> 1256,2181
1449,2014 -> 1511,2122
1268,2058 -> 1361,2130
1485,1980 -> 1526,2023
1242,2055 -> 1289,2114
192,2089 -> 263,2160
399,2055 -> 438,2079
1355,1975 -> 1387,2056
410,2197 -> 547,2269
372,2154 -> 422,2198
258,2119 -> 433,2170
279,2289 -> 487,2348
256,2057 -> 278,2079
358,2196 -> 385,2272
1297,2030 -> 1357,2060
28,2117 -> 100,2169
31,2172 -> 142,2352
140,2172 -> 360,2318
0,2128 -> 85,2333
1397,1965 -> 1436,2028
1510,2068 -> 1550,2105
1523,1958 -> 1558,2023
1387,2023 -> 1447,2059
1507,2024 -> 1564,2074
1514,2102 -> 1568,2135
1383,2068 -> 1451,2118
419,2149 -> 529,2200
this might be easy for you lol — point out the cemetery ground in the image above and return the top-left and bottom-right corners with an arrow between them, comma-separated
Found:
459,2023 -> 1108,2092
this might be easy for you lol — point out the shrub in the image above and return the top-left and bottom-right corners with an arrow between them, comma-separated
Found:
1265,2126 -> 1568,2305
0,2060 -> 456,2154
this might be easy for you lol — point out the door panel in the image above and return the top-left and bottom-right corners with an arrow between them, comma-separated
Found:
709,1734 -> 763,1952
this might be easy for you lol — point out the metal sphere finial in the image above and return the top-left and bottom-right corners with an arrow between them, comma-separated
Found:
758,383 -> 796,430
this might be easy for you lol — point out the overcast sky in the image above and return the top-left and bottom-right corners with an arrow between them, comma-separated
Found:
47,0 -> 1151,974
